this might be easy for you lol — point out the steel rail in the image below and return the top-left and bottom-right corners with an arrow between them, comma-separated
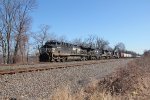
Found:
0,60 -> 112,75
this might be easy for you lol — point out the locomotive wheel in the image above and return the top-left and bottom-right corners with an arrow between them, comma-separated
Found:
85,57 -> 88,61
50,57 -> 55,62
60,57 -> 66,62
81,57 -> 87,61
80,57 -> 83,61
55,57 -> 60,62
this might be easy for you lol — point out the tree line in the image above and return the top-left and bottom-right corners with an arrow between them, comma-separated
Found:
0,0 -> 36,64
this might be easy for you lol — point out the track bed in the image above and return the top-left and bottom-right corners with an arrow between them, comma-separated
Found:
0,59 -> 133,99
0,59 -> 121,75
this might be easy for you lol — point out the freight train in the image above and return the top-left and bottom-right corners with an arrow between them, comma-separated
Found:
39,40 -> 133,62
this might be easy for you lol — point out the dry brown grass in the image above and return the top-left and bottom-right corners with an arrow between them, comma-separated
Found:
50,86 -> 72,100
50,56 -> 150,100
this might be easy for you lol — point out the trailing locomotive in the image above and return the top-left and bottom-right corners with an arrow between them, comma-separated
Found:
39,40 -> 132,62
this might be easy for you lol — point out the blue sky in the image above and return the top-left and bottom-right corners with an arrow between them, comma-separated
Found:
31,0 -> 150,54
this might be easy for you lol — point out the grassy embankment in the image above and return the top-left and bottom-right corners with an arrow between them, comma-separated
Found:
50,56 -> 150,100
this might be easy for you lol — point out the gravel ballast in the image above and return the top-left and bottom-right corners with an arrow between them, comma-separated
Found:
0,59 -> 133,99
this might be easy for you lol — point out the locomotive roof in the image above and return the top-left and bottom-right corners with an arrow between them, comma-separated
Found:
80,46 -> 95,51
45,40 -> 79,47
44,40 -> 114,52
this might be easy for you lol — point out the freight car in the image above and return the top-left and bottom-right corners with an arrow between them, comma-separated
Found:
119,52 -> 133,58
39,40 -> 101,62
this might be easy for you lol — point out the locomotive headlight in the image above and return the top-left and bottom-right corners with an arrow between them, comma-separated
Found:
52,48 -> 55,52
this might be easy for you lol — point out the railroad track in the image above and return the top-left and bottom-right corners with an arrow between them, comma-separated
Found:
0,60 -> 116,75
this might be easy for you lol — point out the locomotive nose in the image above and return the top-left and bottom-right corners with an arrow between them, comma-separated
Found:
39,53 -> 50,62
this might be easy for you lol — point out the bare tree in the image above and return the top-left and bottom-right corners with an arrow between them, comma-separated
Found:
0,0 -> 18,63
85,34 -> 96,48
96,37 -> 109,51
26,39 -> 30,63
57,35 -> 67,42
19,34 -> 28,63
35,25 -> 50,46
72,38 -> 83,46
72,36 -> 109,50
32,24 -> 56,54
13,0 -> 36,63
0,31 -> 6,64
114,42 -> 126,52
0,0 -> 36,64
0,29 -> 3,51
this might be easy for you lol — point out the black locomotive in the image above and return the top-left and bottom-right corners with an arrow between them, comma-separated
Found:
39,40 -> 119,62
